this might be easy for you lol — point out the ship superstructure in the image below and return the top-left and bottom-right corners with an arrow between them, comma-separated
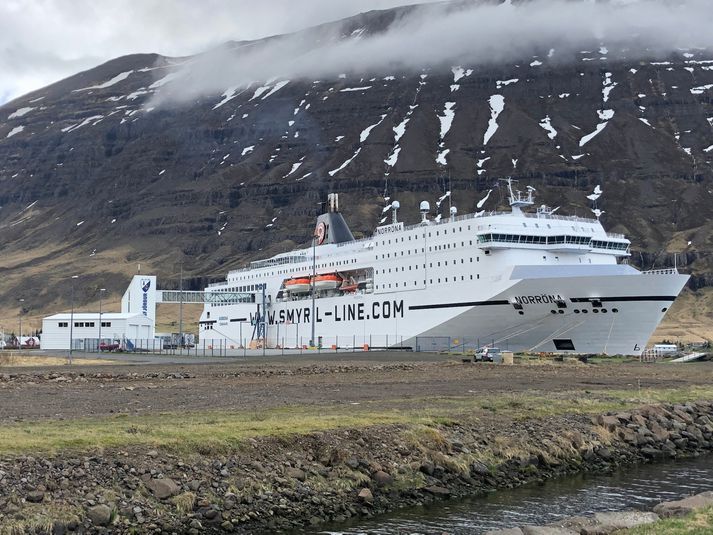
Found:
199,184 -> 688,355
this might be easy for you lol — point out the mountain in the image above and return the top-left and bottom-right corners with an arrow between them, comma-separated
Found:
1,1 -> 713,339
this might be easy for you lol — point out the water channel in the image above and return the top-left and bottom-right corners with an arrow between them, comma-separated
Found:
310,455 -> 713,534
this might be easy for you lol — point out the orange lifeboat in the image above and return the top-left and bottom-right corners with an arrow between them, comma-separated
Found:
314,273 -> 342,290
285,277 -> 311,293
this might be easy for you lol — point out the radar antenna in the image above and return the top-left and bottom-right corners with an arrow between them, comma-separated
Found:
501,177 -> 535,215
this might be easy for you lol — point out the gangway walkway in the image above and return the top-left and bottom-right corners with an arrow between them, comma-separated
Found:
157,290 -> 254,304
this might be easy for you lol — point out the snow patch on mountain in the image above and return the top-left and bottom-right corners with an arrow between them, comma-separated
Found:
579,109 -> 614,146
261,80 -> 290,99
496,79 -> 518,89
602,72 -> 617,102
539,116 -> 557,139
329,148 -> 361,176
61,115 -> 104,133
8,107 -> 35,119
360,114 -> 387,143
340,86 -> 372,92
74,71 -> 134,92
483,95 -> 504,145
691,84 -> 713,95
438,102 -> 456,139
384,146 -> 401,167
436,148 -> 450,166
6,125 -> 24,138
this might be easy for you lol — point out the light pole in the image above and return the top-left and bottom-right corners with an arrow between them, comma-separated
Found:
69,275 -> 79,363
98,288 -> 106,351
179,262 -> 184,352
18,298 -> 25,349
310,235 -> 316,348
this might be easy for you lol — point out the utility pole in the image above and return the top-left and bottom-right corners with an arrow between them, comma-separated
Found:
69,275 -> 78,363
179,262 -> 184,353
310,235 -> 316,348
18,298 -> 25,349
98,288 -> 106,351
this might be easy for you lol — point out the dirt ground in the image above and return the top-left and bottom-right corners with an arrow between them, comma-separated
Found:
1,353 -> 711,422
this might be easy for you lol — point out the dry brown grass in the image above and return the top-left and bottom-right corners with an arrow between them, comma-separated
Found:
0,353 -> 113,367
654,288 -> 713,344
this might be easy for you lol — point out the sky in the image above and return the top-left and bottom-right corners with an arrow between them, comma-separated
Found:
0,0 -> 434,104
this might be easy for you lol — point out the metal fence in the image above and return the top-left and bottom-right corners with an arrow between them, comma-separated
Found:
71,335 -> 505,357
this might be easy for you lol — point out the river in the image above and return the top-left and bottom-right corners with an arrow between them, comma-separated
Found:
310,455 -> 713,534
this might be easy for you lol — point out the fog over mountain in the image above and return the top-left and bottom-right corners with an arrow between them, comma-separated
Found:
154,0 -> 713,105
0,0 -> 434,104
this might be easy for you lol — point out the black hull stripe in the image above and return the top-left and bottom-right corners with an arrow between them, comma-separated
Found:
410,300 -> 510,311
569,296 -> 677,303
410,295 -> 677,311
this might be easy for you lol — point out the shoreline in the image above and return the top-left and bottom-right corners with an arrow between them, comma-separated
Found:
1,399 -> 712,533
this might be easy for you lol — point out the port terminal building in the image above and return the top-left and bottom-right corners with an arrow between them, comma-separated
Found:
41,275 -> 157,350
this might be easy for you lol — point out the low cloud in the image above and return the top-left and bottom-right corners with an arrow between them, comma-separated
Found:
0,0 -> 432,105
152,0 -> 713,106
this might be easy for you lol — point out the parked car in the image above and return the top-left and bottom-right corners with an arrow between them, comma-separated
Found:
475,347 -> 501,362
99,341 -> 121,352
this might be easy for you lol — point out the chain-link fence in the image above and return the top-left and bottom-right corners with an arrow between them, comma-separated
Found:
70,334 -> 508,357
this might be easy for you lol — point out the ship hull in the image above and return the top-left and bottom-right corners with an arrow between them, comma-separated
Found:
201,267 -> 688,356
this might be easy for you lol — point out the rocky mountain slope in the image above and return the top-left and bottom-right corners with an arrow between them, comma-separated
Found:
1,1 -> 713,335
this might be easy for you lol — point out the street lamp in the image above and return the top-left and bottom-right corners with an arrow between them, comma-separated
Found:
18,298 -> 25,349
98,288 -> 106,351
310,234 -> 317,348
69,275 -> 79,363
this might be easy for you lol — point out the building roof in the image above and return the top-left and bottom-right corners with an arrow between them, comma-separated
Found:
43,312 -> 150,321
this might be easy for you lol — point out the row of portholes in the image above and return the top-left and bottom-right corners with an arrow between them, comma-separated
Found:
525,306 -> 668,317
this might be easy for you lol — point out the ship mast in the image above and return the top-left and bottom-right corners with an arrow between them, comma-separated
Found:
504,177 -> 535,215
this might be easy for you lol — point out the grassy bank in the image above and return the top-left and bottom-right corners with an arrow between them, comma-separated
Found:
2,385 -> 713,455
626,507 -> 713,534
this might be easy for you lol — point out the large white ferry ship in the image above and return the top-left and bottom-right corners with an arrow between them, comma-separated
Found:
199,182 -> 688,355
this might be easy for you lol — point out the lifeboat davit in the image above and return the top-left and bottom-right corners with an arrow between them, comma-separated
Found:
314,273 -> 342,290
285,277 -> 311,293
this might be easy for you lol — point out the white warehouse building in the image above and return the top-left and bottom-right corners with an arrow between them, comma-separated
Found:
41,313 -> 154,350
41,275 -> 158,351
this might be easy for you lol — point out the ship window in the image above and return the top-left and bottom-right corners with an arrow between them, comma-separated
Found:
438,278 -> 441,283
430,279 -> 433,284
437,262 -> 440,266
461,276 -> 464,281
470,275 -> 473,280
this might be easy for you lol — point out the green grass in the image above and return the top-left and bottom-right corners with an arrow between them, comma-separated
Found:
625,507 -> 713,534
1,386 -> 712,455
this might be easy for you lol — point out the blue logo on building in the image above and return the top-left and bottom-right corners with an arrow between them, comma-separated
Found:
141,279 -> 151,316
